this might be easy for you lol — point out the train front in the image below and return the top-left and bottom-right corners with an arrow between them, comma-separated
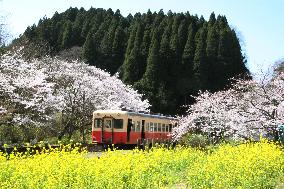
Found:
92,110 -> 127,145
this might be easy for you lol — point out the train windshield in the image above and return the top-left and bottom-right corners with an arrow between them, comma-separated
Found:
105,120 -> 112,128
94,118 -> 102,128
114,119 -> 123,129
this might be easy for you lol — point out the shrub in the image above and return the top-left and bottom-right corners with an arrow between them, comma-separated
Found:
180,133 -> 208,148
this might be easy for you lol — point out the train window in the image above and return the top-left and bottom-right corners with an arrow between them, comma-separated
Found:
136,121 -> 141,132
154,123 -> 157,132
150,122 -> 154,132
162,124 -> 165,132
105,120 -> 112,128
165,124 -> 169,132
131,121 -> 135,131
146,123 -> 149,131
169,124 -> 173,132
114,119 -> 123,129
158,123 -> 161,132
94,118 -> 102,128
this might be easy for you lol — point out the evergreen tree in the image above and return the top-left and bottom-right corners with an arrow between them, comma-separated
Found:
89,16 -> 112,68
178,22 -> 197,105
182,22 -> 197,66
151,9 -> 165,32
126,14 -> 134,23
216,15 -> 228,29
64,7 -> 79,22
82,29 -> 96,64
122,21 -> 144,84
177,19 -> 188,55
80,19 -> 91,41
112,20 -> 127,74
169,14 -> 187,109
24,24 -> 37,41
136,29 -> 162,112
167,13 -> 183,107
99,17 -> 119,72
61,21 -> 73,49
159,16 -> 173,68
37,17 -> 52,44
72,11 -> 86,46
217,27 -> 231,87
193,25 -> 208,91
208,12 -> 216,27
50,12 -> 63,51
140,28 -> 151,71
198,15 -> 206,27
206,12 -> 219,91
159,16 -> 173,94
170,14 -> 181,56
140,9 -> 153,65
229,29 -> 249,77
121,22 -> 138,82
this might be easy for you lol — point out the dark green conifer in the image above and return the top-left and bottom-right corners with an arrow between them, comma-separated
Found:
137,29 -> 161,112
206,12 -> 219,91
193,25 -> 208,91
19,8 -> 250,115
122,21 -> 144,84
72,11 -> 86,46
61,21 -> 73,49
82,29 -> 96,64
112,21 -> 127,74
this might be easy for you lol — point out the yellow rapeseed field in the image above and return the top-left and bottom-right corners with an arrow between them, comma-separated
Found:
0,140 -> 283,189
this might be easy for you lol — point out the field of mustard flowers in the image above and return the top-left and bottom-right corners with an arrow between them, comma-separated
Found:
0,141 -> 283,189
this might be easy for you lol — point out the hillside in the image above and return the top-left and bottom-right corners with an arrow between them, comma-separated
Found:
12,7 -> 250,115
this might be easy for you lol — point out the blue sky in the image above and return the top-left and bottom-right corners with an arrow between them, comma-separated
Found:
2,0 -> 284,75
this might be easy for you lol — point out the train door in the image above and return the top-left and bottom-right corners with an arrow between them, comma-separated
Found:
102,117 -> 113,144
141,120 -> 145,140
127,119 -> 132,142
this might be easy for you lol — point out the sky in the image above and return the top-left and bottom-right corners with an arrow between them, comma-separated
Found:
1,0 -> 284,75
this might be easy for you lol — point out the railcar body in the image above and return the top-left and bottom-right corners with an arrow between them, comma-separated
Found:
92,110 -> 177,146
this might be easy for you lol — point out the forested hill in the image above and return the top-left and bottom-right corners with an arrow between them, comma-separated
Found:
15,7 -> 249,115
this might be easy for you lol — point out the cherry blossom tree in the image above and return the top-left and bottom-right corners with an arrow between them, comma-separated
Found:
40,56 -> 150,140
173,73 -> 284,142
0,52 -> 150,142
0,53 -> 62,125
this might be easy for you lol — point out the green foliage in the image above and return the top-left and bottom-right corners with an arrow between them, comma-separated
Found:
61,21 -> 73,49
193,25 -> 208,91
0,123 -> 54,145
180,133 -> 208,148
16,8 -> 250,115
122,21 -> 144,84
82,30 -> 96,64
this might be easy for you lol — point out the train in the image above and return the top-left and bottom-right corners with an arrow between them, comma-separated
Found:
91,109 -> 178,148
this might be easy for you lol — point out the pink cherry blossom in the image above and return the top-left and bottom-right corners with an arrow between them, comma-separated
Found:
0,52 -> 150,130
173,73 -> 284,141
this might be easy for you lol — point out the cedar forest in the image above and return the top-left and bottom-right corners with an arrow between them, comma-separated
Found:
15,7 -> 249,115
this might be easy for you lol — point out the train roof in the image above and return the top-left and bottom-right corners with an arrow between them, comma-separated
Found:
93,109 -> 178,120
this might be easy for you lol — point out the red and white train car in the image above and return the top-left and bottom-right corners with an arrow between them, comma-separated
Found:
92,110 -> 177,146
